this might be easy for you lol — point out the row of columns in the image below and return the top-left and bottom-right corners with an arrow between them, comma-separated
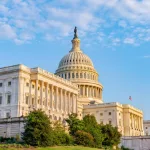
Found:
58,71 -> 98,81
79,85 -> 102,99
27,80 -> 77,114
130,113 -> 143,131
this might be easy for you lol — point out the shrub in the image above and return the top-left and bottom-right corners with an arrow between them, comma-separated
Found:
101,124 -> 121,147
22,109 -> 53,147
75,130 -> 94,147
52,121 -> 73,145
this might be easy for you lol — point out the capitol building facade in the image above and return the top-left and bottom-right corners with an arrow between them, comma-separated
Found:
0,29 -> 144,136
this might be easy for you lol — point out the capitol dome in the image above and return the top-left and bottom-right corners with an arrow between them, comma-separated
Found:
58,51 -> 94,68
55,27 -> 103,105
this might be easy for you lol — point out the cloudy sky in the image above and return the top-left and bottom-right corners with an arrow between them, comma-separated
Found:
0,0 -> 150,119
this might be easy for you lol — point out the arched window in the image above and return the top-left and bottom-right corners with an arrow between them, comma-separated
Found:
65,74 -> 67,79
72,73 -> 75,78
68,73 -> 70,79
76,73 -> 78,78
84,73 -> 86,78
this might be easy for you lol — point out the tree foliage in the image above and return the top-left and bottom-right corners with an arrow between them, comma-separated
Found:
65,113 -> 84,136
52,121 -> 73,145
75,130 -> 94,147
83,115 -> 104,148
101,124 -> 122,146
22,109 -> 53,147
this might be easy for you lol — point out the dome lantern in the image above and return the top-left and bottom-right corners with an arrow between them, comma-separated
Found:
70,27 -> 82,53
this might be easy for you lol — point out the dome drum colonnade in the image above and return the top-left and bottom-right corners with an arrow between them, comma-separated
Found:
55,27 -> 103,106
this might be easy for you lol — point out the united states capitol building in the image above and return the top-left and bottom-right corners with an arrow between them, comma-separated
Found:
0,28 -> 144,137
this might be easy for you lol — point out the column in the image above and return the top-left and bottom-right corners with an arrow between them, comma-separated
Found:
41,81 -> 44,106
56,87 -> 58,110
50,85 -> 53,109
68,92 -> 70,113
63,90 -> 66,111
35,80 -> 38,108
64,91 -> 67,112
29,80 -> 32,106
83,85 -> 85,97
86,86 -> 88,97
100,89 -> 102,99
60,88 -> 63,111
46,83 -> 48,107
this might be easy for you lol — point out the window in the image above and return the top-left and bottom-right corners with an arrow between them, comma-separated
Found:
26,96 -> 29,104
43,88 -> 45,92
109,120 -> 112,125
146,127 -> 148,129
38,87 -> 40,90
76,73 -> 78,78
8,81 -> 11,86
72,73 -> 74,78
6,112 -> 10,118
119,119 -> 121,126
0,95 -> 2,104
7,95 -> 11,104
109,112 -> 111,115
32,84 -> 34,89
100,121 -> 103,124
32,98 -> 34,104
100,113 -> 103,116
26,83 -> 29,87
38,99 -> 40,104
0,83 -> 2,87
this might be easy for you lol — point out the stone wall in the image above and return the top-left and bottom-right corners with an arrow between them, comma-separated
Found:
0,117 -> 25,138
121,136 -> 150,150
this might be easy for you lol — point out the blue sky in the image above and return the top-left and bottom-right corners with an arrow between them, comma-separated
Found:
0,0 -> 150,119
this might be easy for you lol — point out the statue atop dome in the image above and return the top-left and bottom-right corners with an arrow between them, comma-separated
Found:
74,26 -> 78,39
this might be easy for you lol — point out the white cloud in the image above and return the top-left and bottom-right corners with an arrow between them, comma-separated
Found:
0,23 -> 16,39
0,0 -> 149,45
124,38 -> 135,44
143,55 -> 150,58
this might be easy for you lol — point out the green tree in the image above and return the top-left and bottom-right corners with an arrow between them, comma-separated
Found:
83,115 -> 104,148
101,124 -> 122,147
65,113 -> 84,136
22,109 -> 53,147
75,130 -> 94,147
52,121 -> 73,145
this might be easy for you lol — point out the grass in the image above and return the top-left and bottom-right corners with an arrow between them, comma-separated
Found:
38,146 -> 102,150
0,146 -> 103,150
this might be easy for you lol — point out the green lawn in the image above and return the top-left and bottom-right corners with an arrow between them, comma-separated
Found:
38,146 -> 102,150
0,146 -> 103,150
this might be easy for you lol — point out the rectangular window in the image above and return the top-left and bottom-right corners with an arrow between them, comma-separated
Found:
0,96 -> 2,104
100,113 -> 103,116
32,98 -> 34,104
32,84 -> 34,89
26,96 -> 29,104
7,95 -> 11,104
100,121 -> 103,124
6,112 -> 10,118
26,83 -> 29,87
0,83 -> 2,87
109,121 -> 112,125
8,81 -> 11,86
109,112 -> 111,115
